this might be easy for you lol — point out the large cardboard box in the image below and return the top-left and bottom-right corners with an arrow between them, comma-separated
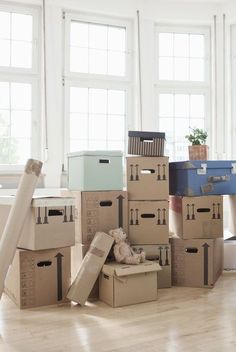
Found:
128,131 -> 165,156
4,247 -> 71,309
131,244 -> 171,288
126,156 -> 169,200
169,195 -> 223,239
99,261 -> 161,307
67,150 -> 123,191
0,196 -> 75,250
67,232 -> 114,305
169,160 -> 236,196
170,237 -> 223,288
128,200 -> 169,244
61,190 -> 128,244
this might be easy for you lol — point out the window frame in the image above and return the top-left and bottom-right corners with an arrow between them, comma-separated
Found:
63,11 -> 133,168
0,3 -> 41,172
155,24 -> 211,161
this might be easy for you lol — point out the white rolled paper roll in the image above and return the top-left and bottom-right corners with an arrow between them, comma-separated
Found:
0,159 -> 43,299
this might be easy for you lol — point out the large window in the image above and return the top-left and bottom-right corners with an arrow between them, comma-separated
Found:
0,5 -> 40,167
156,26 -> 210,161
64,13 -> 132,158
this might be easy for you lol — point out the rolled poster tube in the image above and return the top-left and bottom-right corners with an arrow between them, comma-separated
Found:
0,159 -> 43,299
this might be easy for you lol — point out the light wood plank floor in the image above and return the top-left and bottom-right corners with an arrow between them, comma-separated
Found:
0,271 -> 236,352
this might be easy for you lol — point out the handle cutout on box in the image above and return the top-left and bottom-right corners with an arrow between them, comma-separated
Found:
197,208 -> 210,213
100,201 -> 112,207
140,137 -> 153,143
103,274 -> 109,280
185,247 -> 198,253
141,169 -> 155,174
141,213 -> 155,218
48,209 -> 64,216
99,159 -> 110,164
37,260 -> 52,267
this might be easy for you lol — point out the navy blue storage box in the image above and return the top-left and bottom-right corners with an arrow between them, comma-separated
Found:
169,160 -> 236,196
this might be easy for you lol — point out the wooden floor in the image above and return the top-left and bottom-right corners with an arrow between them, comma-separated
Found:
0,271 -> 236,352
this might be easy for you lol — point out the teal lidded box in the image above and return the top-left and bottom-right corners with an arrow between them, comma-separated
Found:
68,150 -> 123,191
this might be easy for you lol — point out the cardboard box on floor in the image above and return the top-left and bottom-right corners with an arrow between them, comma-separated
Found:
126,156 -> 169,201
99,261 -> 161,307
61,190 -> 128,244
131,244 -> 171,288
128,200 -> 169,244
67,232 -> 114,305
169,195 -> 223,239
4,247 -> 71,309
170,237 -> 223,288
0,196 -> 75,250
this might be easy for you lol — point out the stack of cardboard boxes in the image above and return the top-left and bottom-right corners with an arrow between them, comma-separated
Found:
0,196 -> 75,308
126,131 -> 172,289
169,160 -> 226,287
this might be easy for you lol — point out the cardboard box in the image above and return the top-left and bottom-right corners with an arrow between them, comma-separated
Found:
170,237 -> 223,288
71,243 -> 99,300
228,195 -> 236,235
99,261 -> 161,307
67,150 -> 123,191
61,190 -> 128,244
128,131 -> 165,156
128,200 -> 169,244
224,239 -> 236,269
132,244 -> 171,288
126,156 -> 169,200
169,195 -> 223,239
4,247 -> 71,309
67,232 -> 114,305
0,196 -> 75,250
169,160 -> 236,196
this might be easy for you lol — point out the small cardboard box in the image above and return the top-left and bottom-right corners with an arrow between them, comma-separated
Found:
99,261 -> 161,307
170,237 -> 223,288
67,150 -> 123,191
132,244 -> 171,288
61,190 -> 128,244
169,195 -> 223,239
128,200 -> 169,244
128,131 -> 165,156
0,196 -> 75,250
67,232 -> 114,305
4,247 -> 71,309
126,156 -> 169,200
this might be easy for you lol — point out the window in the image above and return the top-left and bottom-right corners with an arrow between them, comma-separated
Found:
0,5 -> 40,168
64,13 -> 132,159
156,26 -> 210,161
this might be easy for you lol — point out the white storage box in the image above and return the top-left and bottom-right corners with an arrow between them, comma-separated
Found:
224,239 -> 236,269
67,151 -> 123,191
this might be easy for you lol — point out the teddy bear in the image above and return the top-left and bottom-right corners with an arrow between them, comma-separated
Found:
109,228 -> 146,265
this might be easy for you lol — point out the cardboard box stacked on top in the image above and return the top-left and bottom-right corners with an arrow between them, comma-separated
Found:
169,160 -> 230,288
126,131 -> 172,289
0,196 -> 76,308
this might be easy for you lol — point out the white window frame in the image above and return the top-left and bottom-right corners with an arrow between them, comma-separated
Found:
155,24 -> 211,160
63,11 -> 133,168
0,3 -> 41,172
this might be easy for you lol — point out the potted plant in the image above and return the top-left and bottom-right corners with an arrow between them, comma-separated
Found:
185,127 -> 209,160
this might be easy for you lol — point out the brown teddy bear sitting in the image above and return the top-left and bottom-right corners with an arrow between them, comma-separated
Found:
109,228 -> 145,265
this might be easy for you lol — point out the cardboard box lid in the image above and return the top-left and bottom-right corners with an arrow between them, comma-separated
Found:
169,160 -> 236,171
67,150 -> 123,158
102,260 -> 161,277
128,131 -> 165,139
0,196 -> 75,207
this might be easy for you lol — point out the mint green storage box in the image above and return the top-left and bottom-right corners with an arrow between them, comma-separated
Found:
68,151 -> 123,191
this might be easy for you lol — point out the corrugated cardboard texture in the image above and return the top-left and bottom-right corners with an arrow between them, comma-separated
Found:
170,238 -> 223,288
4,247 -> 71,309
128,200 -> 169,244
62,190 -> 128,244
67,232 -> 114,305
126,156 -> 169,200
99,261 -> 160,307
169,196 -> 223,239
131,244 -> 171,288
